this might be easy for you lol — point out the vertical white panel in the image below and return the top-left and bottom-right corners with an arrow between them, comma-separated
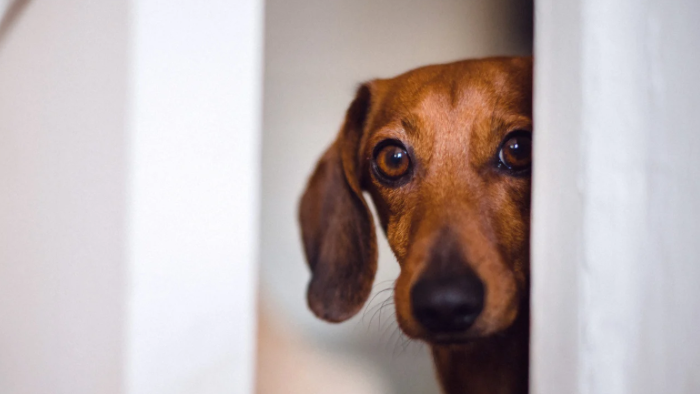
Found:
579,1 -> 652,392
0,1 -> 262,393
533,0 -> 700,393
0,2 -> 128,393
530,1 -> 584,393
127,1 -> 263,394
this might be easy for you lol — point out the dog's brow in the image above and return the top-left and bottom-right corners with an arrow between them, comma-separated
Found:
489,84 -> 506,138
401,116 -> 421,136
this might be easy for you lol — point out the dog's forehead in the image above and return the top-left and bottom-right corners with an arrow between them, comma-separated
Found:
366,58 -> 532,164
376,58 -> 529,107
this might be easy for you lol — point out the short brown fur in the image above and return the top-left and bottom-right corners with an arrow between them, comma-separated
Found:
299,57 -> 533,394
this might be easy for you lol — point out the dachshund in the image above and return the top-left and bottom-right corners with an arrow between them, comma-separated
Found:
299,56 -> 532,394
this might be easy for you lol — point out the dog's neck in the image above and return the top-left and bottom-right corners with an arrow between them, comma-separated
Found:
430,310 -> 529,394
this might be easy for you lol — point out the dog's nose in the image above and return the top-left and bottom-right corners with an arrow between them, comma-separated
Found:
411,273 -> 484,333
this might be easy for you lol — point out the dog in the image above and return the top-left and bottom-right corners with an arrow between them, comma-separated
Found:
299,56 -> 532,394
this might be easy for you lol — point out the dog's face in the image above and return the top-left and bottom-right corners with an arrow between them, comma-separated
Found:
300,57 -> 532,345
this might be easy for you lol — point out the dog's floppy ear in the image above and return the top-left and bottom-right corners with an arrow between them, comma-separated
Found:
299,84 -> 377,323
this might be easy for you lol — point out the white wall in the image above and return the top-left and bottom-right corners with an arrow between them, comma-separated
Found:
532,0 -> 700,393
126,1 -> 263,393
0,2 -> 128,392
0,1 -> 263,393
260,1 -> 532,393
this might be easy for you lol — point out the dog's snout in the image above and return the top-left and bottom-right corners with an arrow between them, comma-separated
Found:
411,273 -> 484,333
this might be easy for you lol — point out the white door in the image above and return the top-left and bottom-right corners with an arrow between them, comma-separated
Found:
532,0 -> 700,393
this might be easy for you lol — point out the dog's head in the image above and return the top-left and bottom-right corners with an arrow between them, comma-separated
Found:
299,57 -> 532,345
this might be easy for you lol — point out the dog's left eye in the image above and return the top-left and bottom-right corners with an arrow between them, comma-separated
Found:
498,131 -> 532,172
372,141 -> 411,183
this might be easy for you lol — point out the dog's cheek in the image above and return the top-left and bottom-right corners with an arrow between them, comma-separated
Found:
498,210 -> 527,261
487,181 -> 530,268
384,190 -> 421,263
393,235 -> 433,339
393,270 -> 423,338
386,215 -> 413,262
468,241 -> 520,335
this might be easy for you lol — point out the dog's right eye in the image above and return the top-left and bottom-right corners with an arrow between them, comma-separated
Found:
497,131 -> 532,173
372,141 -> 412,184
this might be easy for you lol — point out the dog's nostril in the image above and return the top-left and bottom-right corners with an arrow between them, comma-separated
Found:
410,273 -> 484,333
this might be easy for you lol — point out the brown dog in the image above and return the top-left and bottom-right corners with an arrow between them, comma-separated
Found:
299,57 -> 532,394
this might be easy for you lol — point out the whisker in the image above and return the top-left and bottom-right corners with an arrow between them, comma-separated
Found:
368,293 -> 392,329
375,295 -> 395,330
361,287 -> 393,327
379,311 -> 397,340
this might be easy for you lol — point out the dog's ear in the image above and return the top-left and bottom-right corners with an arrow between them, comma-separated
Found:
299,84 -> 377,323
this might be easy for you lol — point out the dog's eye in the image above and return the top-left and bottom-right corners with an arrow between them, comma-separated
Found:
373,142 -> 411,182
498,132 -> 532,171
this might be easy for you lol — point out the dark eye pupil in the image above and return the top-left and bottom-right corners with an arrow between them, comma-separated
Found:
499,133 -> 532,171
386,148 -> 405,168
507,139 -> 528,159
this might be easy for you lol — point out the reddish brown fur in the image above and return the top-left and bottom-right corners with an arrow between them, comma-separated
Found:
299,57 -> 533,394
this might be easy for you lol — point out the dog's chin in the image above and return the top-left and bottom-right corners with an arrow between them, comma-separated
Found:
396,323 -> 488,348
423,331 -> 484,349
398,317 -> 492,348
402,321 -> 517,349
396,310 -> 520,349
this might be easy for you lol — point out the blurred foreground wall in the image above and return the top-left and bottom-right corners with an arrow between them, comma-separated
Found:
0,1 -> 263,393
532,0 -> 700,393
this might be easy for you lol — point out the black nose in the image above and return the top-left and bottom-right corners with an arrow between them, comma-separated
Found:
411,273 -> 484,333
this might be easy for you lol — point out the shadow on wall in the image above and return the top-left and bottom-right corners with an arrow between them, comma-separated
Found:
257,0 -> 533,393
0,0 -> 31,45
